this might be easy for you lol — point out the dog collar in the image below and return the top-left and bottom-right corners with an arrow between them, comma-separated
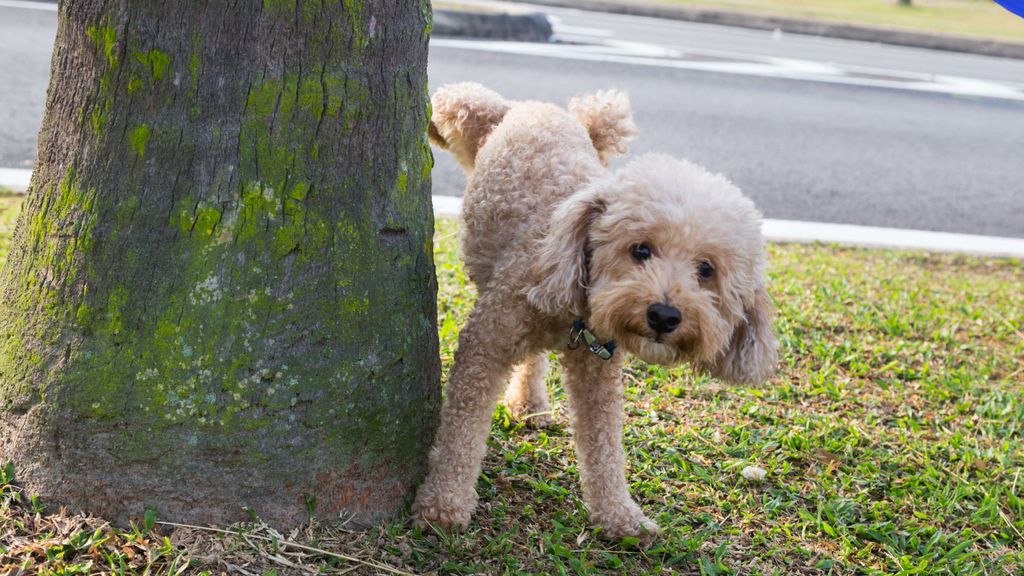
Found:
568,319 -> 617,360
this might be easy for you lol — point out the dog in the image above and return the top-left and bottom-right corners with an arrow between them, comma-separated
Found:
413,82 -> 777,540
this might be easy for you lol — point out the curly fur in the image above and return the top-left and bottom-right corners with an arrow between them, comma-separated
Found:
414,83 -> 777,542
428,82 -> 511,172
569,90 -> 636,166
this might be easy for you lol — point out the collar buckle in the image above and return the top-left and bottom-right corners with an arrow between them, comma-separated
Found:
568,319 -> 617,360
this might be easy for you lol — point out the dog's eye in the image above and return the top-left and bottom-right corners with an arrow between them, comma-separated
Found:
630,243 -> 652,262
698,260 -> 715,279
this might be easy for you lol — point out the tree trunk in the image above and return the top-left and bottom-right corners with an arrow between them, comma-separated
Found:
0,0 -> 439,529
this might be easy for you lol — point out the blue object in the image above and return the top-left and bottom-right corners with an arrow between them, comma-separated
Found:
995,0 -> 1024,19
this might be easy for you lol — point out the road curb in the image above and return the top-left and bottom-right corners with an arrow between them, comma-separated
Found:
0,168 -> 31,191
509,0 -> 1024,60
432,195 -> 1024,258
2,169 -> 1022,258
434,6 -> 553,42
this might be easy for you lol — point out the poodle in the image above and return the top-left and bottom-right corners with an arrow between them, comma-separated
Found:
413,82 -> 777,540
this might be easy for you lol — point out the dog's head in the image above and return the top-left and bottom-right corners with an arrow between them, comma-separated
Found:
528,154 -> 777,385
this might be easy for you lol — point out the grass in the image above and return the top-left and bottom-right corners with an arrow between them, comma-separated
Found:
2,203 -> 1023,575
654,0 -> 1024,43
0,195 -> 22,269
1,464 -> 190,576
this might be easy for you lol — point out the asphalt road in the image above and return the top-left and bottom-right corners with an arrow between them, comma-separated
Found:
0,2 -> 53,170
534,1 -> 1024,83
428,44 -> 1024,238
2,0 -> 1022,237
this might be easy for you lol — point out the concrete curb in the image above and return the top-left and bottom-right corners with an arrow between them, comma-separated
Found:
0,168 -> 31,191
509,0 -> 1024,60
0,169 -> 1021,257
432,195 -> 1024,258
433,7 -> 553,42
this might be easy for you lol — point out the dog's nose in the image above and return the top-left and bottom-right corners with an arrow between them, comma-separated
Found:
646,303 -> 681,334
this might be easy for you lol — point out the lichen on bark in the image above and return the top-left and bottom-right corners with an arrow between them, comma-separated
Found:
0,0 -> 438,529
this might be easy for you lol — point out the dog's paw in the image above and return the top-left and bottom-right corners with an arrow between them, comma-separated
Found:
591,504 -> 661,544
411,483 -> 476,533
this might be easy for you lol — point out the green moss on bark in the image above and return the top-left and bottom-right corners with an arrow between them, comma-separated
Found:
133,49 -> 171,81
129,125 -> 150,156
85,23 -> 118,68
85,21 -> 119,136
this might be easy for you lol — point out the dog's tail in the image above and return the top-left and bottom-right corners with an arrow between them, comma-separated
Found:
569,90 -> 637,165
428,82 -> 511,172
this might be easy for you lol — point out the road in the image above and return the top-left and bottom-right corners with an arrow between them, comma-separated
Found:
0,1 -> 53,170
2,0 -> 1022,237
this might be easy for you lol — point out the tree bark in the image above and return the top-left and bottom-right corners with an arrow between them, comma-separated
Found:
0,0 -> 439,529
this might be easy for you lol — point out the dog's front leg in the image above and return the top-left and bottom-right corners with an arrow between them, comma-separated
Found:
412,291 -> 530,532
561,350 -> 661,541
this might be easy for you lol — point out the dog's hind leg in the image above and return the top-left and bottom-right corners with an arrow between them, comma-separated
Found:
412,290 -> 533,532
504,352 -> 554,428
560,349 -> 661,541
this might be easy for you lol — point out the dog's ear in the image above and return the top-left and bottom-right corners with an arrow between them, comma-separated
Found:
707,283 -> 778,385
527,187 -> 606,317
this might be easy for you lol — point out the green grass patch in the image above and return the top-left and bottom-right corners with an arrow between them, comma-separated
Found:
658,0 -> 1024,43
2,208 -> 1022,575
0,195 -> 23,269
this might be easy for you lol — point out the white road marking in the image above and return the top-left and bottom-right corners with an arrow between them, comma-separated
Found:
430,194 -> 1024,258
6,0 -> 1020,101
0,168 -> 31,189
431,194 -> 464,218
761,219 -> 1024,258
3,171 -> 1021,257
431,38 -> 1024,102
0,0 -> 58,11
546,15 -> 614,39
